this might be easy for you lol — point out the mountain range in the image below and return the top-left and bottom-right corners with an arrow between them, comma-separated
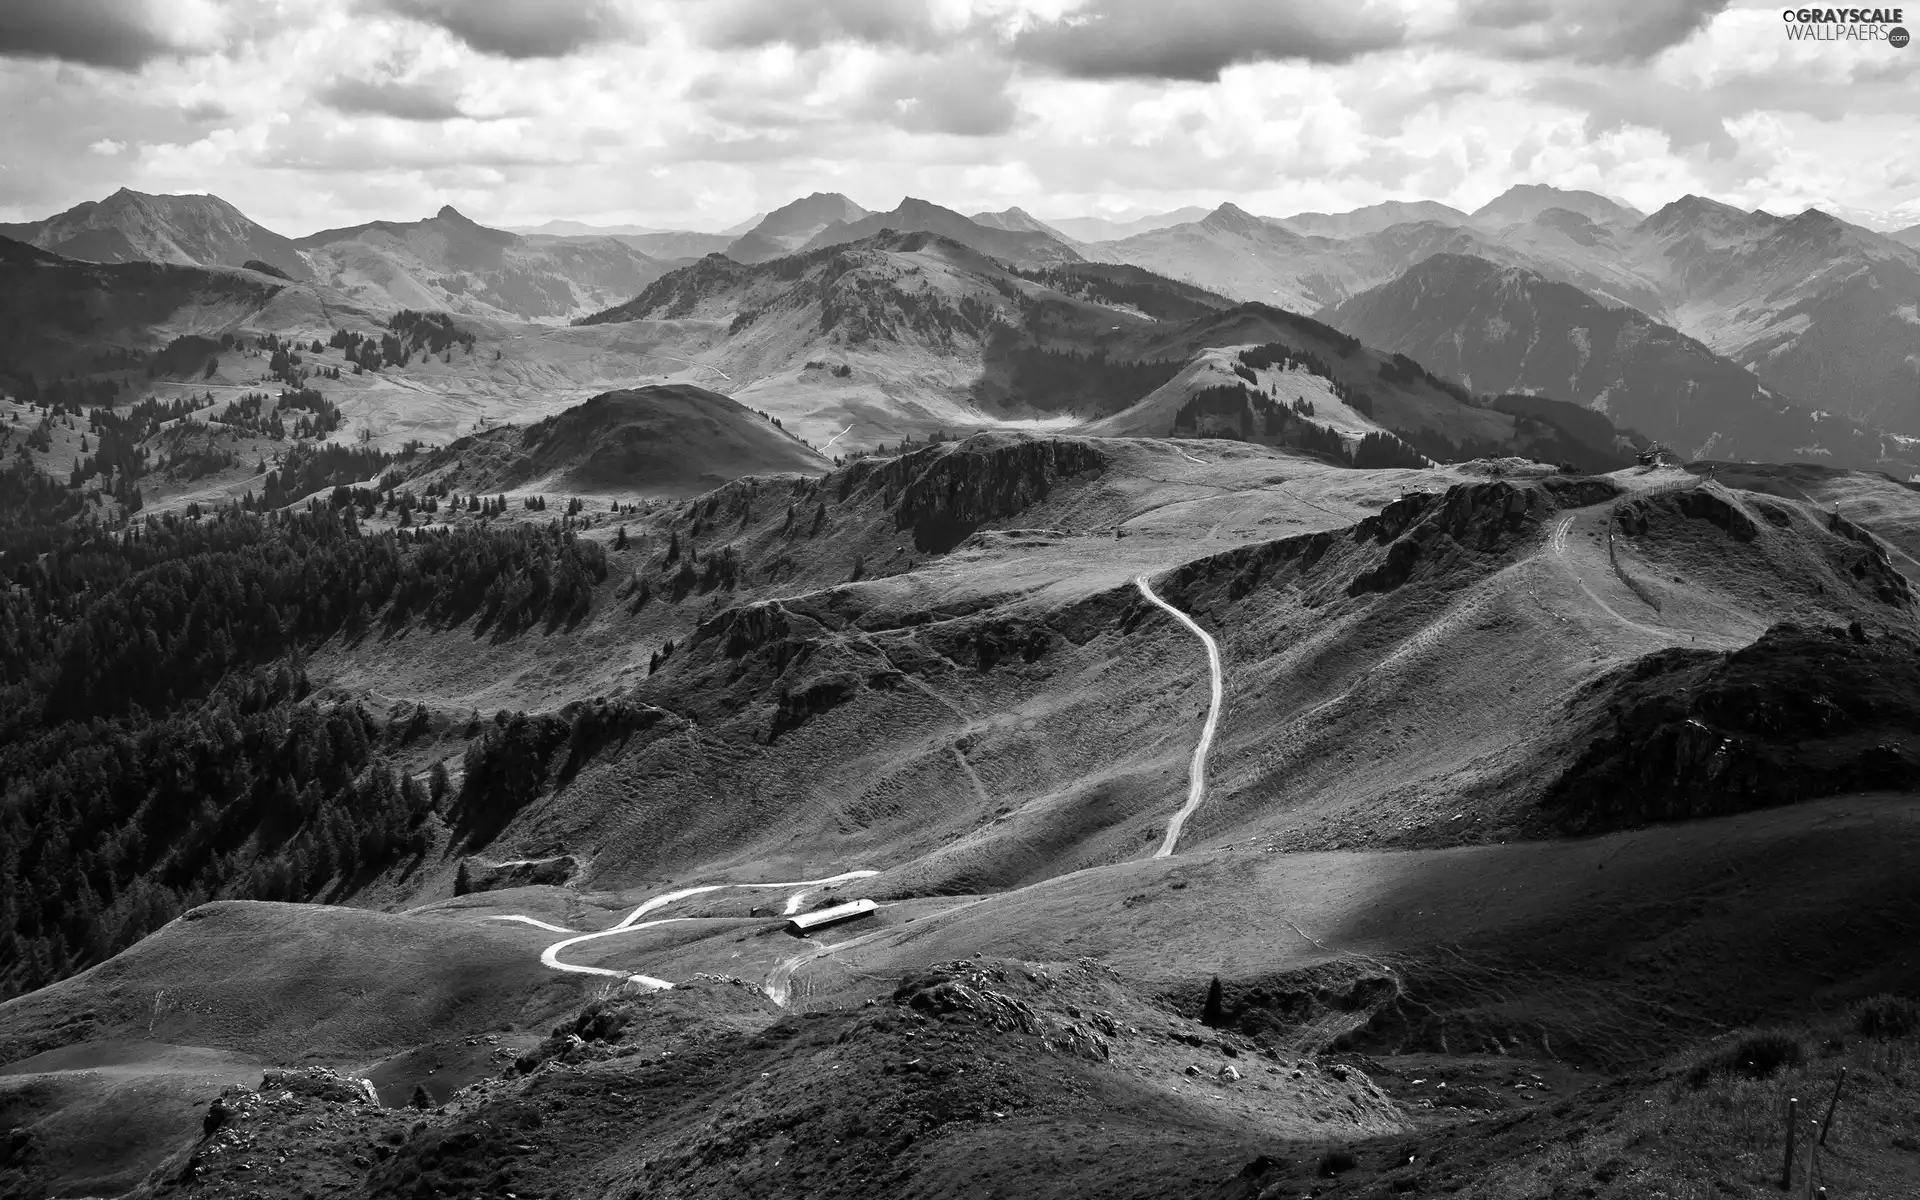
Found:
1091,188 -> 1920,439
293,204 -> 686,321
1040,206 -> 1211,242
1324,253 -> 1902,466
5,181 -> 1918,461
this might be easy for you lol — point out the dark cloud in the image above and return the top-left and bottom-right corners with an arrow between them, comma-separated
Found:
1456,0 -> 1730,63
1530,76 -> 1739,157
860,55 -> 1017,137
0,0 -> 176,70
1009,0 -> 1406,81
378,0 -> 629,58
318,77 -> 466,121
697,0 -> 938,51
182,98 -> 231,123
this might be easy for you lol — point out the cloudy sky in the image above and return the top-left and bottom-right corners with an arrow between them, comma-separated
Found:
0,0 -> 1915,235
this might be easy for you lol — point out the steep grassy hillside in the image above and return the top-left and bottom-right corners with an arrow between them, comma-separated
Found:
0,236 -> 285,378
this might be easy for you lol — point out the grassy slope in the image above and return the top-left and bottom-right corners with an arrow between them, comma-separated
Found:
5,433 -> 1920,1196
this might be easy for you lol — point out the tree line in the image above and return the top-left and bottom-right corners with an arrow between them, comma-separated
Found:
0,495 -> 608,998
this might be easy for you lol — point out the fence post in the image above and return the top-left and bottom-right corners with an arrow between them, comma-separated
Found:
1818,1068 -> 1846,1146
1803,1122 -> 1818,1200
1781,1097 -> 1798,1190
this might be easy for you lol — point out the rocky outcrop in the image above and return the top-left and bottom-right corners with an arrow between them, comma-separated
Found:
456,854 -> 578,893
260,1067 -> 379,1104
830,435 -> 1109,553
894,962 -> 1117,1062
1539,622 -> 1920,832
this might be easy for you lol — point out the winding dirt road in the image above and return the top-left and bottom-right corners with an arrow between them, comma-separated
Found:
1135,575 -> 1224,857
481,579 -> 1225,998
490,869 -> 880,991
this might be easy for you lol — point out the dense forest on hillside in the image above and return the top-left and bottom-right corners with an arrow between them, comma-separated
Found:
997,343 -> 1187,415
0,467 -> 609,999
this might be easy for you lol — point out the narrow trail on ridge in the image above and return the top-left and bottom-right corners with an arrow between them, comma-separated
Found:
1135,574 -> 1224,858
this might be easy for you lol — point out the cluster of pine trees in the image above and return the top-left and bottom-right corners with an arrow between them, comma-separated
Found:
327,328 -> 388,373
1377,351 -> 1474,406
1010,264 -> 1222,322
1170,382 -> 1430,469
7,372 -> 123,410
387,310 -> 477,359
0,661 -> 436,997
257,442 -> 394,508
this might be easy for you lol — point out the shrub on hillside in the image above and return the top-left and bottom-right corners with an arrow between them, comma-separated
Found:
1853,993 -> 1919,1039
1316,1150 -> 1358,1177
1684,1030 -> 1803,1088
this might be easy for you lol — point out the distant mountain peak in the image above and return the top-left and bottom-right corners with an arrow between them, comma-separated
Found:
1201,202 -> 1272,236
436,204 -> 469,222
1638,193 -> 1766,234
1474,184 -> 1641,227
8,185 -> 308,279
731,193 -> 872,253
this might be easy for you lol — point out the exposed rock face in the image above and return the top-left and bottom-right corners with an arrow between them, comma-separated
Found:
1539,623 -> 1920,832
1160,477 -> 1618,614
458,855 -> 578,893
894,962 -> 1117,1062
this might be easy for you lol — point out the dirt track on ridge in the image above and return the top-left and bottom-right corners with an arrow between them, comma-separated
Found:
1136,574 -> 1225,857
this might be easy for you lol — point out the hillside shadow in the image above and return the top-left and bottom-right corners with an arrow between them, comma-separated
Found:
1311,801 -> 1920,1068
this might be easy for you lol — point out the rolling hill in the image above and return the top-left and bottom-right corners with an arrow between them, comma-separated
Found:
1322,253 -> 1918,474
401,385 -> 832,499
